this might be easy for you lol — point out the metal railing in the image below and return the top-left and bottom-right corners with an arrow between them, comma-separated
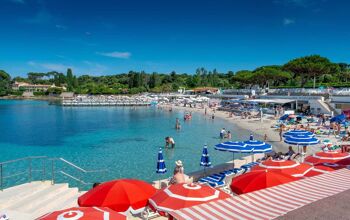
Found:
0,156 -> 47,191
0,156 -> 108,191
49,158 -> 108,191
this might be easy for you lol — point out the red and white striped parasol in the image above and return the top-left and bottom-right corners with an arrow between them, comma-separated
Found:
251,159 -> 313,177
148,183 -> 230,213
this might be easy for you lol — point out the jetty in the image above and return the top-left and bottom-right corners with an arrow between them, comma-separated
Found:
61,95 -> 153,106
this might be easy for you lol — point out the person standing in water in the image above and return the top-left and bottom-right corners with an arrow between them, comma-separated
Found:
165,137 -> 175,148
175,118 -> 181,130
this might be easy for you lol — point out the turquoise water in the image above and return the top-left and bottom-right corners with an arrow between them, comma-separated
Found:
0,100 -> 252,189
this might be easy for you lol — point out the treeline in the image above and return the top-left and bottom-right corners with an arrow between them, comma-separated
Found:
1,55 -> 350,96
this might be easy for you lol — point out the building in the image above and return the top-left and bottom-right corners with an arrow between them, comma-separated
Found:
12,81 -> 66,92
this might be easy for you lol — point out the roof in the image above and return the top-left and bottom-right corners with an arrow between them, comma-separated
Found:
193,87 -> 219,92
248,99 -> 296,104
169,168 -> 350,220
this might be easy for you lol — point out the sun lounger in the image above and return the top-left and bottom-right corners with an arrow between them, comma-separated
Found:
198,174 -> 226,187
240,162 -> 259,173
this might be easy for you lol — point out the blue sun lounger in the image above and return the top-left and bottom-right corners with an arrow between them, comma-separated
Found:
240,162 -> 259,173
198,173 -> 226,187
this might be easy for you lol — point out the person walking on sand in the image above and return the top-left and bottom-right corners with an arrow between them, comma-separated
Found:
205,108 -> 207,115
279,125 -> 284,142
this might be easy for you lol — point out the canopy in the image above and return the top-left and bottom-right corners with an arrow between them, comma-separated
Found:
230,170 -> 299,194
251,160 -> 313,177
305,151 -> 350,165
148,183 -> 230,213
284,135 -> 319,145
78,179 -> 156,214
38,207 -> 126,220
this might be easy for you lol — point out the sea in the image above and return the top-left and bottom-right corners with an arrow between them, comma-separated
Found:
0,99 -> 252,189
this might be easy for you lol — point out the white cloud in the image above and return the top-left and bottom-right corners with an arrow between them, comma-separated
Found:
97,51 -> 131,59
27,61 -> 71,72
283,18 -> 295,25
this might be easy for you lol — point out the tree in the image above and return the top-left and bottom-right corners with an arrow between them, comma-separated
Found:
0,70 -> 11,96
252,66 -> 291,88
283,55 -> 338,88
66,68 -> 74,91
233,70 -> 254,88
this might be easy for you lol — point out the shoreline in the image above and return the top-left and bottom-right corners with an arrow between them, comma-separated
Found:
161,104 -> 290,153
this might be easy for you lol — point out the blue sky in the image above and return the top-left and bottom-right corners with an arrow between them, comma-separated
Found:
0,0 -> 349,76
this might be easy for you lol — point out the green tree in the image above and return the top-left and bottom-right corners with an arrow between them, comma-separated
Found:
283,55 -> 338,88
0,70 -> 11,96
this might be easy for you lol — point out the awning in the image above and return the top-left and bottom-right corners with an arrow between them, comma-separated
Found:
170,168 -> 350,220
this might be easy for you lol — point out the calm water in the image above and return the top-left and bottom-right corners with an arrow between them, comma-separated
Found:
0,100 -> 252,189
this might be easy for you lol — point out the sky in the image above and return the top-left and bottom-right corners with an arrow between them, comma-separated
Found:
0,0 -> 350,76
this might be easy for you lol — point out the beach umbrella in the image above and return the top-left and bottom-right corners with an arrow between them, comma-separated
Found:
200,145 -> 211,172
284,134 -> 319,145
284,134 -> 319,162
148,183 -> 230,214
214,141 -> 249,152
279,114 -> 289,121
313,163 -> 346,172
251,159 -> 313,177
156,148 -> 167,189
37,207 -> 126,220
330,113 -> 346,124
243,140 -> 272,153
230,170 -> 299,195
283,130 -> 315,138
156,148 -> 167,174
305,151 -> 350,165
78,179 -> 156,214
243,139 -> 273,160
215,141 -> 249,167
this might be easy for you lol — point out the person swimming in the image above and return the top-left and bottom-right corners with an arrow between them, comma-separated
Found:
165,136 -> 175,148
